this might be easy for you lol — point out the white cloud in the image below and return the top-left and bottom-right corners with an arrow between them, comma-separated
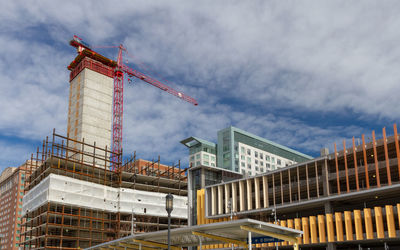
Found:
1,1 -> 399,169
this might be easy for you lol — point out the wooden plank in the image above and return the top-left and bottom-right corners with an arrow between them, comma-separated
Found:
262,176 -> 269,208
315,162 -> 319,197
272,174 -> 276,206
343,140 -> 350,193
306,164 -> 310,199
334,143 -> 341,194
394,124 -> 400,182
288,169 -> 292,202
297,167 -> 301,201
254,177 -> 260,209
352,137 -> 359,191
280,171 -> 284,204
372,130 -> 381,187
362,134 -> 370,189
382,127 -> 392,185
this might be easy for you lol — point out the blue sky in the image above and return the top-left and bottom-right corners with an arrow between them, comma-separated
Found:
1,1 -> 400,172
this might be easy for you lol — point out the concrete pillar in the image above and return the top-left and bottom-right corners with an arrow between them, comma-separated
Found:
224,184 -> 230,214
217,185 -> 223,214
254,177 -> 260,209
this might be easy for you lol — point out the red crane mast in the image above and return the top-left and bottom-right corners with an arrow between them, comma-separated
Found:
70,36 -> 198,170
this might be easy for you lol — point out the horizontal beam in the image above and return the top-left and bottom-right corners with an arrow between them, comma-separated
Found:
240,225 -> 298,244
133,239 -> 180,250
119,242 -> 157,250
192,231 -> 248,248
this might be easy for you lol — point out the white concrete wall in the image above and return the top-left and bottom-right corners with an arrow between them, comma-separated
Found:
22,174 -> 188,219
68,68 -> 113,152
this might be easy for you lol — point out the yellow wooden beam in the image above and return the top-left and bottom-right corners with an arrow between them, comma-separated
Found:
192,231 -> 248,248
240,225 -> 298,244
132,239 -> 180,250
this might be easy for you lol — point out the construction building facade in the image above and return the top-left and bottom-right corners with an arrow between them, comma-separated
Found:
20,131 -> 188,249
193,124 -> 400,249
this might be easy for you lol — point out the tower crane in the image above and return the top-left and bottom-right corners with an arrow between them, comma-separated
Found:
70,35 -> 198,170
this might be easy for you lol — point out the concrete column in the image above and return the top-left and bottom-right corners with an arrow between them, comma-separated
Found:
254,177 -> 260,209
325,202 -> 336,250
246,179 -> 253,210
232,183 -> 237,212
218,185 -> 223,214
211,186 -> 217,216
262,176 -> 269,208
224,184 -> 230,214
239,181 -> 245,211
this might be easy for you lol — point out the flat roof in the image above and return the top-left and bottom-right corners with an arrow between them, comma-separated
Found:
180,136 -> 216,148
229,126 -> 313,160
85,218 -> 302,249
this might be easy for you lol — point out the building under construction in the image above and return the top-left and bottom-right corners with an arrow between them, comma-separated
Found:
193,124 -> 400,249
20,130 -> 188,249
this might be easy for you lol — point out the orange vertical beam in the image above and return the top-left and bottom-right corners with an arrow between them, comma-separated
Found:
302,217 -> 310,244
394,124 -> 400,181
310,216 -> 318,244
295,218 -> 302,244
335,212 -> 344,241
317,215 -> 326,243
372,130 -> 381,187
281,220 -> 287,246
382,127 -> 392,185
343,140 -> 350,193
397,204 -> 400,231
352,137 -> 359,191
374,206 -> 384,238
362,134 -> 370,189
364,208 -> 374,239
385,205 -> 396,238
344,211 -> 353,241
334,143 -> 341,194
287,219 -> 294,245
326,214 -> 335,242
354,210 -> 363,240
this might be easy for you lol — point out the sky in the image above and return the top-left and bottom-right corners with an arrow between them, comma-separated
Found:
1,1 -> 400,172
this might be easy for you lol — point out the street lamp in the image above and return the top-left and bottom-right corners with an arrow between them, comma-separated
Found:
166,193 -> 174,250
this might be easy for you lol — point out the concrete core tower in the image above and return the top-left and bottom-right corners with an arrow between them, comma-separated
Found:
67,50 -> 116,164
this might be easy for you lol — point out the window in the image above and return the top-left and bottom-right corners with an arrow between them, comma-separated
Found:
266,163 -> 270,169
255,159 -> 258,164
247,149 -> 251,155
211,163 -> 215,167
242,170 -> 246,174
241,147 -> 245,154
241,162 -> 245,167
277,159 -> 281,165
260,168 -> 264,172
196,161 -> 201,166
190,156 -> 194,161
255,166 -> 259,171
241,155 -> 245,160
204,154 -> 209,160
254,151 -> 258,157
247,164 -> 251,169
265,155 -> 270,162
271,165 -> 275,170
196,154 -> 200,160
247,157 -> 251,164
260,153 -> 263,159
260,161 -> 264,166
211,155 -> 216,161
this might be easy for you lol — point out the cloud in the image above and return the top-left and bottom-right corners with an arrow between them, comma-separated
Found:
1,1 -> 399,170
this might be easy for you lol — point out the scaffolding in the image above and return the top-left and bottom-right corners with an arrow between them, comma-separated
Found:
20,130 -> 188,249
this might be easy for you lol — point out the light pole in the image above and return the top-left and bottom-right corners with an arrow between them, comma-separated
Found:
166,193 -> 174,250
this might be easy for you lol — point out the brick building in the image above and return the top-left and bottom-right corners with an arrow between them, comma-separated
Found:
0,161 -> 33,249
